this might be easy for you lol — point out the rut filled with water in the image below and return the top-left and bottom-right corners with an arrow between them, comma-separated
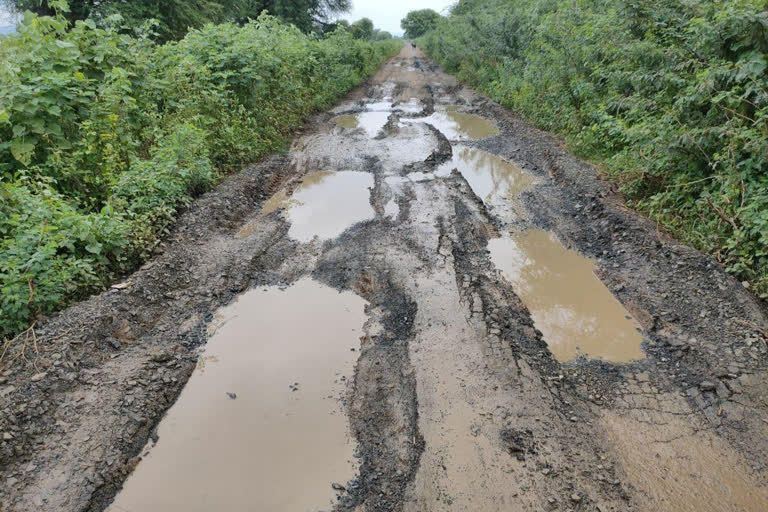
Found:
108,279 -> 367,512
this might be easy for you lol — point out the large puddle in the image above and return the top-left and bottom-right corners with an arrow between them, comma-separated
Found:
489,230 -> 644,362
437,146 -> 534,203
334,112 -> 390,138
405,106 -> 499,140
253,171 -> 374,242
108,278 -> 367,512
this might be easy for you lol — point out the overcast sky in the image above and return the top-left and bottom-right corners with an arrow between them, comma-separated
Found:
342,0 -> 455,36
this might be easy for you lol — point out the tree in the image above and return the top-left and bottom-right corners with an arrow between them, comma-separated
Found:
400,8 -> 440,39
349,17 -> 373,39
372,29 -> 392,40
0,0 -> 351,39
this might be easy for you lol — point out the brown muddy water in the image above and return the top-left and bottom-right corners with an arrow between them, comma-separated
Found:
437,145 -> 535,204
243,170 -> 375,243
404,106 -> 499,140
108,278 -> 367,512
334,111 -> 391,138
489,230 -> 644,362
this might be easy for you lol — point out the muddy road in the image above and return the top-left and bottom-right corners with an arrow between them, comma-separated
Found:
3,45 -> 768,512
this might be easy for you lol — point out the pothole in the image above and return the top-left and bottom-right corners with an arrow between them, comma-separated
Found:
489,230 -> 644,362
245,171 -> 375,242
437,145 -> 535,205
108,278 -> 367,512
333,112 -> 391,137
404,106 -> 499,140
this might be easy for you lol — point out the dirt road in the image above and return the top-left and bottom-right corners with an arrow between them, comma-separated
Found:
3,45 -> 768,512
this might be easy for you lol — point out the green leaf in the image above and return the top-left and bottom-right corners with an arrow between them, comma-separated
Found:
10,139 -> 36,166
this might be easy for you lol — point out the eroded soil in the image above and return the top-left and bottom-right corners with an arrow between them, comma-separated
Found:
2,45 -> 768,512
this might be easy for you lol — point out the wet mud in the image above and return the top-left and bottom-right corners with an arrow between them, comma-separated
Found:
2,45 -> 768,512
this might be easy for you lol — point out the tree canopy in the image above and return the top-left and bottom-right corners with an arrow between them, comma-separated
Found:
349,16 -> 373,40
0,0 -> 351,39
400,8 -> 440,39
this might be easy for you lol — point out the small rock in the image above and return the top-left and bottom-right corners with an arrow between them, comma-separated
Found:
331,483 -> 346,491
3,432 -> 12,440
30,372 -> 47,382
699,381 -> 716,392
226,392 -> 237,400
541,468 -> 551,475
570,493 -> 581,503
150,350 -> 173,363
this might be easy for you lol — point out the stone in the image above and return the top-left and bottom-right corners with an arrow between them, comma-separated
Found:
699,380 -> 716,392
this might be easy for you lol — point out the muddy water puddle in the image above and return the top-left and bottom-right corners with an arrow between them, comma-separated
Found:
405,106 -> 499,140
109,278 -> 367,512
240,171 -> 374,242
438,146 -> 534,204
333,111 -> 390,137
489,230 -> 644,362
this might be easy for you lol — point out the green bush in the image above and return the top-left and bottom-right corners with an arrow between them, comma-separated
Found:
419,0 -> 768,297
0,7 -> 402,338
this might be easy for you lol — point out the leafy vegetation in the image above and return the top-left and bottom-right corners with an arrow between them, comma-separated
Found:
418,0 -> 768,297
0,2 -> 401,337
400,8 -> 441,39
1,0 -> 352,39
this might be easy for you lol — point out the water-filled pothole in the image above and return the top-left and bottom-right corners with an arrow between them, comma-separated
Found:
333,111 -> 391,137
405,106 -> 499,140
108,278 -> 367,512
250,171 -> 374,242
489,230 -> 644,362
437,146 -> 534,204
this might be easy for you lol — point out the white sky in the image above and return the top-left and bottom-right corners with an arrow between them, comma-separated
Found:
0,7 -> 14,25
342,0 -> 455,36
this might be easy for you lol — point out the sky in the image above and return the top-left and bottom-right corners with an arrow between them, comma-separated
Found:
0,6 -> 14,26
342,0 -> 455,36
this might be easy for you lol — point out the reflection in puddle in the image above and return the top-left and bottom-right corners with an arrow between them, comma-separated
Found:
108,278 -> 367,512
384,198 -> 399,219
405,106 -> 499,140
489,230 -> 644,362
262,171 -> 374,242
333,111 -> 390,137
364,99 -> 392,111
437,146 -> 534,204
396,98 -> 423,113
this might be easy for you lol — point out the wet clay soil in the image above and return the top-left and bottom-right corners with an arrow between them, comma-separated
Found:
3,45 -> 768,512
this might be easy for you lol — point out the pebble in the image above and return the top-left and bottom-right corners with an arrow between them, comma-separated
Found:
699,381 -> 716,392
30,373 -> 47,383
571,493 -> 581,503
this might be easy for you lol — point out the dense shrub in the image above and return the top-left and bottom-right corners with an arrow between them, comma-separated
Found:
419,0 -> 768,297
0,8 -> 401,337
